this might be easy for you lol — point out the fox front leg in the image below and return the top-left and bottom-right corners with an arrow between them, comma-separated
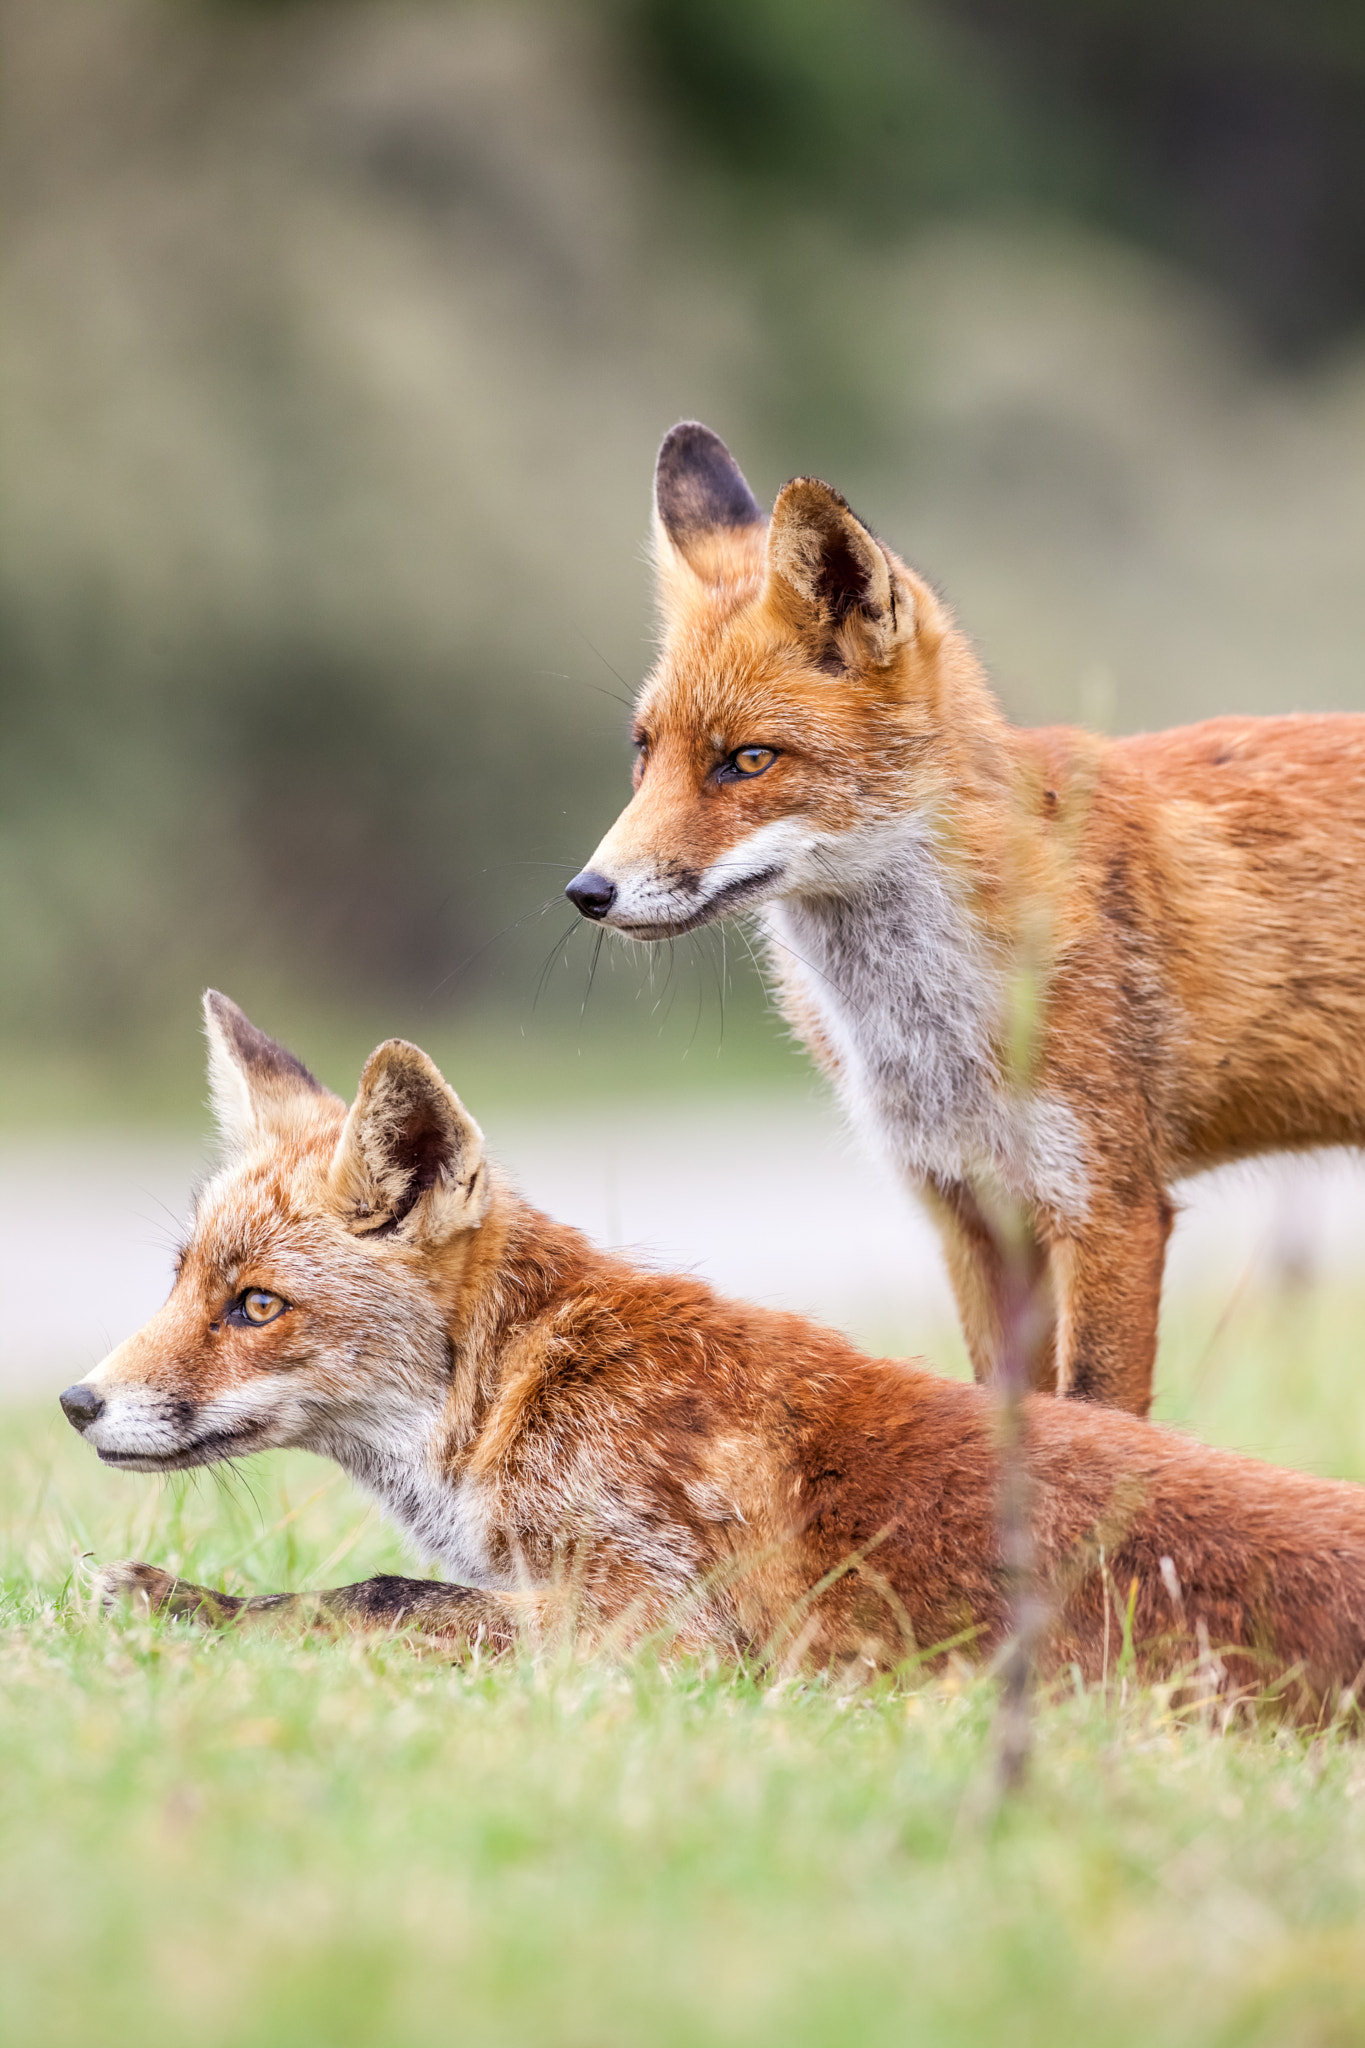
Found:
922,1178 -> 1057,1393
1046,1183 -> 1176,1415
96,1561 -> 250,1626
95,1561 -> 524,1650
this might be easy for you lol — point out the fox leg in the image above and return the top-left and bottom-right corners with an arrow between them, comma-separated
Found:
96,1561 -> 527,1651
922,1179 -> 1056,1392
1045,1185 -> 1175,1415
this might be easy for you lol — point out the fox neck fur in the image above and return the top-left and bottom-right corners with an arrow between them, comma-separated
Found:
764,809 -> 1089,1220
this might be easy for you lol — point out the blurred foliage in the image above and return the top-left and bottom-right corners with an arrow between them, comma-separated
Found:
634,0 -> 1365,355
2,0 -> 1363,1101
627,0 -> 1068,226
952,0 -> 1365,355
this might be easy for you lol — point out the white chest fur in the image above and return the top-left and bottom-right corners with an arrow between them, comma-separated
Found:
310,1398 -> 512,1589
764,819 -> 1087,1219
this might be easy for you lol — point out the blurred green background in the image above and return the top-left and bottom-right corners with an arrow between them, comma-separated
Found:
4,0 -> 1364,1122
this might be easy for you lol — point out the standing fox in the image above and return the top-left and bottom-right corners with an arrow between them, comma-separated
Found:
59,995 -> 1365,1709
567,423 -> 1365,1415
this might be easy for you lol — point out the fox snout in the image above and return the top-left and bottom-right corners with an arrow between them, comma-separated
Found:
564,870 -> 617,920
565,823 -> 803,938
58,1369 -> 283,1471
563,855 -> 709,937
59,1320 -> 289,1471
59,1382 -> 105,1430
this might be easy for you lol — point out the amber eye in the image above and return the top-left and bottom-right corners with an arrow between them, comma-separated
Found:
238,1289 -> 286,1326
728,747 -> 777,778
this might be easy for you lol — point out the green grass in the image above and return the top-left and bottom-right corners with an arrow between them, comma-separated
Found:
4,1284 -> 1365,2048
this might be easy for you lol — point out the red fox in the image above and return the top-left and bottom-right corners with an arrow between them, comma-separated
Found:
566,422 -> 1365,1415
60,994 -> 1365,1709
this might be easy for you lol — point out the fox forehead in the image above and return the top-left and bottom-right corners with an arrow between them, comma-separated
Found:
180,1139 -> 347,1291
640,619 -> 796,727
638,639 -> 876,754
638,593 -> 916,758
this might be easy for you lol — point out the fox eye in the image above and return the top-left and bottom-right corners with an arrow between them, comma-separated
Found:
725,746 -> 777,779
228,1289 -> 288,1328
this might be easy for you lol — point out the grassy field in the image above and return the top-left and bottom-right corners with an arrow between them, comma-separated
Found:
3,1283 -> 1365,2048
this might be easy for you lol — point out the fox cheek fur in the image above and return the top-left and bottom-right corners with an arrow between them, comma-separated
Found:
568,421 -> 1365,1417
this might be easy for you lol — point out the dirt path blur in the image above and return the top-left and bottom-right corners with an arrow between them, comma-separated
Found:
3,1098 -> 1361,1399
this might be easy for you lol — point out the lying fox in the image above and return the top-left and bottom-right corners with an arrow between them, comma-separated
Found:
60,993 -> 1365,1708
566,424 -> 1365,1415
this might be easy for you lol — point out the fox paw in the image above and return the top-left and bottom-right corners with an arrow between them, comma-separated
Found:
94,1561 -> 233,1625
95,1560 -> 177,1615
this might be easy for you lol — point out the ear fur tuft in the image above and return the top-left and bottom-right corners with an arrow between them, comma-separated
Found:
331,1040 -> 488,1246
203,991 -> 334,1156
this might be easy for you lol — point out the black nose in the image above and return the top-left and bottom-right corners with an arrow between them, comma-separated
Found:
565,870 -> 618,921
59,1383 -> 105,1430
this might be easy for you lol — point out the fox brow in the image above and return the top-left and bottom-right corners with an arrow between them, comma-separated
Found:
177,1175 -> 289,1283
646,668 -> 800,740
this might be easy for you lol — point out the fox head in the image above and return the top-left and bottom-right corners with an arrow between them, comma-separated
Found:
59,994 -> 490,1474
566,422 -> 990,938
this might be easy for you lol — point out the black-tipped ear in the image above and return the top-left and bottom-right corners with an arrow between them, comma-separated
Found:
203,991 -> 335,1155
331,1041 -> 489,1245
655,422 -> 764,575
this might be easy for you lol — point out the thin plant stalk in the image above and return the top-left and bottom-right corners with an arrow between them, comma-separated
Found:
983,1185 -> 1054,1796
983,761 -> 1091,1796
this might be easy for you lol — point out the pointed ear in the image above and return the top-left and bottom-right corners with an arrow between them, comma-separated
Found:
203,991 -> 337,1156
653,421 -> 765,588
765,478 -> 913,669
330,1040 -> 489,1246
